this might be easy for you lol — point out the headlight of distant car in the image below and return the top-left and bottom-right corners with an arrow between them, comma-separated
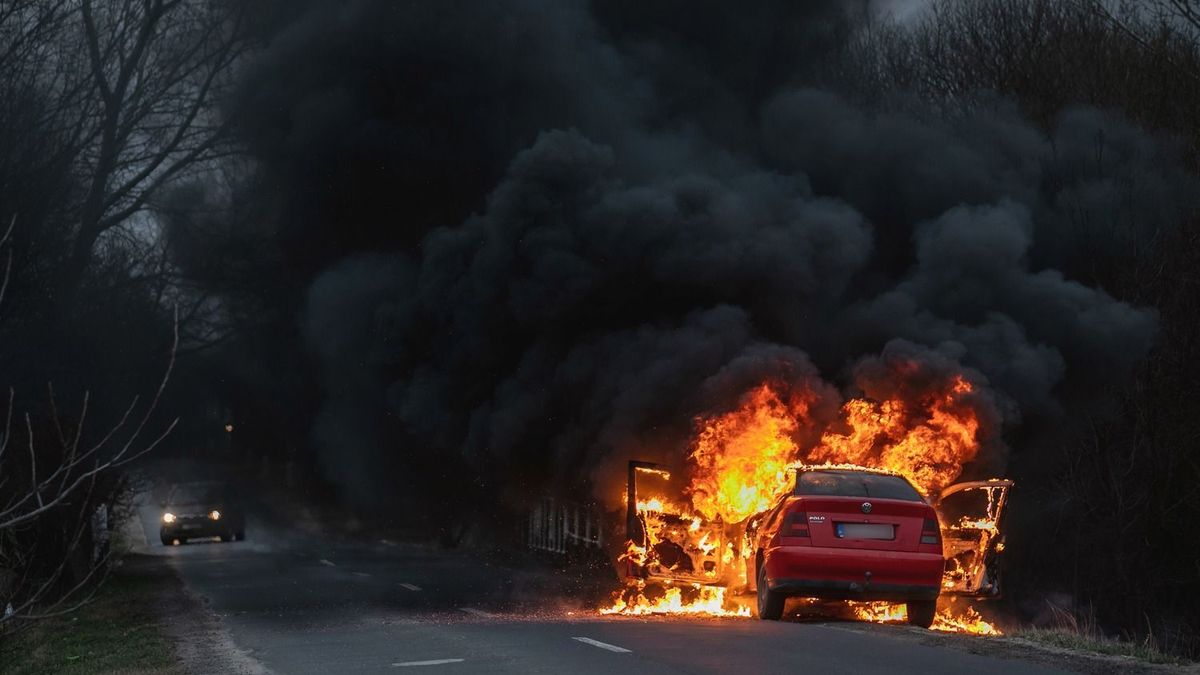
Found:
162,512 -> 176,524
209,510 -> 221,521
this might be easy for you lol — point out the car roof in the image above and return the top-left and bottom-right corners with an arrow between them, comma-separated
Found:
793,465 -> 907,478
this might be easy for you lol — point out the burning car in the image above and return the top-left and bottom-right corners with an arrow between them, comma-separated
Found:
612,459 -> 1012,630
602,372 -> 1011,633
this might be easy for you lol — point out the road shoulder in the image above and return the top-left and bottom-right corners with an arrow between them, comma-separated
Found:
857,620 -> 1200,674
1,554 -> 177,675
153,554 -> 270,675
0,552 -> 271,675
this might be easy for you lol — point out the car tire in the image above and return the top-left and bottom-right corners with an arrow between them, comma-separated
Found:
756,562 -> 784,620
906,599 -> 936,628
220,533 -> 233,542
235,530 -> 245,541
161,534 -> 174,546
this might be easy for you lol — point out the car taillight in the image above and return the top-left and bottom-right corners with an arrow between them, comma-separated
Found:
784,510 -> 810,537
920,517 -> 940,545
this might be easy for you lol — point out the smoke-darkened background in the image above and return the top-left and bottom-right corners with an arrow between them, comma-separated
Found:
4,0 -> 1199,652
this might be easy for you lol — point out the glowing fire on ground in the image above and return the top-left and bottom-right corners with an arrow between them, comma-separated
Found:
602,364 -> 1003,634
850,601 -> 1001,635
601,581 -> 751,617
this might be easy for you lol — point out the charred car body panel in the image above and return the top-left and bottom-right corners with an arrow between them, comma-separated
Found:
623,461 -> 743,586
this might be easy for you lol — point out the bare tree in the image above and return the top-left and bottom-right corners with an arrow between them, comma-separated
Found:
1083,0 -> 1200,83
63,0 -> 250,300
0,1 -> 73,76
0,218 -> 179,627
834,0 -> 1200,154
0,0 -> 250,305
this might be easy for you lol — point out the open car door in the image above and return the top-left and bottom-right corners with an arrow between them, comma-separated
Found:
622,460 -> 742,587
937,479 -> 1013,597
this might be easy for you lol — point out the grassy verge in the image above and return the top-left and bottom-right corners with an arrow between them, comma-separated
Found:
0,555 -> 178,675
1017,627 -> 1187,666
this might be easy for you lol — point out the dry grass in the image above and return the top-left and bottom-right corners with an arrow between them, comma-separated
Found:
0,555 -> 178,675
1016,603 -> 1191,666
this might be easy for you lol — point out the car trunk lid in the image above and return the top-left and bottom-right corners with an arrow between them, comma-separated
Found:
801,496 -> 929,552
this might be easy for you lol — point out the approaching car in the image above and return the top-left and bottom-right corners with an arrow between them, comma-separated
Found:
748,468 -> 943,627
160,481 -> 245,545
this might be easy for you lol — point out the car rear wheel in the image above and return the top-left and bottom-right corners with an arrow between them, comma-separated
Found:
906,599 -> 936,628
756,563 -> 784,620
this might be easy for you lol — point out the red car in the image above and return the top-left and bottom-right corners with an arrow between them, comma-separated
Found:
749,467 -> 943,627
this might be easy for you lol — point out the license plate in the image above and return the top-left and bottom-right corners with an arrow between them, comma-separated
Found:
836,523 -> 894,540
181,524 -> 200,531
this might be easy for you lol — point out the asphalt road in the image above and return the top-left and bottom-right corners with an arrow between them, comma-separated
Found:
135,502 -> 1071,675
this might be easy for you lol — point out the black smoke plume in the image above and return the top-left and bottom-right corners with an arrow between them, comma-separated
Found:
195,0 -> 1195,515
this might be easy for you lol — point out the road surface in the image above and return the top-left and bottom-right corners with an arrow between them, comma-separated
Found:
135,501 -> 1071,674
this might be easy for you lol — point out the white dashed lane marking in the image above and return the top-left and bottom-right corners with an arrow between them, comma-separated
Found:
399,582 -> 422,591
818,624 -> 865,635
572,637 -> 632,653
457,607 -> 495,618
392,659 -> 465,667
318,559 -> 336,567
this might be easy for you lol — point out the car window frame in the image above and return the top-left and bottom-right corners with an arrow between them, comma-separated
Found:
793,470 -> 923,502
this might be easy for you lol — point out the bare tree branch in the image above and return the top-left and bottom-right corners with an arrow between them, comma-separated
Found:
0,314 -> 178,530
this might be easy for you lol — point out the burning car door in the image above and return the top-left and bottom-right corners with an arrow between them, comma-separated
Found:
937,479 -> 1013,597
621,460 -> 742,587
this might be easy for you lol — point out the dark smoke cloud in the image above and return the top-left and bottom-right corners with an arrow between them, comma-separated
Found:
845,339 -> 1008,474
761,90 -> 1197,281
305,255 -> 413,503
233,0 -> 647,264
761,90 -> 1175,409
225,0 -> 1198,507
836,199 -> 1157,411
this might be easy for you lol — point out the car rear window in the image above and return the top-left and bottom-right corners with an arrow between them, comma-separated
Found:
794,470 -> 924,502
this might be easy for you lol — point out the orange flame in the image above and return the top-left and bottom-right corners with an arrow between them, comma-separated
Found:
602,581 -> 751,617
688,384 -> 812,523
687,373 -> 982,523
808,375 -> 980,497
850,601 -> 1002,635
